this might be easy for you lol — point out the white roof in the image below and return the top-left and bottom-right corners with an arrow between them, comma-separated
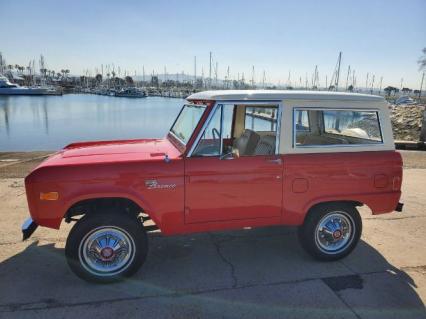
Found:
188,90 -> 384,102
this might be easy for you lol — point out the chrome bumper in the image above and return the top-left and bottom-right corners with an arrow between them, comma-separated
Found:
22,217 -> 38,240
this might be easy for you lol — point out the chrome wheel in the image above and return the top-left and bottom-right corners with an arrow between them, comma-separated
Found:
79,226 -> 135,276
315,212 -> 354,255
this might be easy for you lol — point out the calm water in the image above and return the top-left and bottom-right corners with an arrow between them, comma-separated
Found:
0,94 -> 184,151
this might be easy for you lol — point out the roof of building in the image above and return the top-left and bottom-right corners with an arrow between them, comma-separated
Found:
187,90 -> 384,102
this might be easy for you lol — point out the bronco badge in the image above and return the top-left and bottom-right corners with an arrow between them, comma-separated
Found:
145,179 -> 176,190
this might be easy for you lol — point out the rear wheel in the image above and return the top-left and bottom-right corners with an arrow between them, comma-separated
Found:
298,203 -> 362,261
65,211 -> 148,283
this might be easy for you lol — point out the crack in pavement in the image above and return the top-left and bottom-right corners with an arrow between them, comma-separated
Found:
209,233 -> 238,288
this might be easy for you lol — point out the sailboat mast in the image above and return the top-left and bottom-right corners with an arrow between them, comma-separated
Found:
345,65 -> 351,90
335,51 -> 342,91
209,51 -> 212,89
194,56 -> 197,86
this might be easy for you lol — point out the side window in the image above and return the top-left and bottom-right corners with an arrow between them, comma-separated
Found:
295,110 -> 310,132
192,106 -> 222,156
294,109 -> 383,146
238,106 -> 278,156
245,107 -> 277,132
192,104 -> 233,157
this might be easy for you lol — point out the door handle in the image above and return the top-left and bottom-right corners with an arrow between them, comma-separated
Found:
267,158 -> 282,164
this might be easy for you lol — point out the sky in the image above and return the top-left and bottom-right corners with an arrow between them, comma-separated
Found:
0,0 -> 425,89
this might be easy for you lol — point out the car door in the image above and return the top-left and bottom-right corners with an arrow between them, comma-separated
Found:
184,102 -> 283,224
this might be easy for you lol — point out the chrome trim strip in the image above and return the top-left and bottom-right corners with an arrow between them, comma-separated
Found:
219,104 -> 224,155
275,103 -> 283,155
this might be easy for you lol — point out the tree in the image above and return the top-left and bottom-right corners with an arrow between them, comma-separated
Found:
384,86 -> 398,96
347,84 -> 354,92
125,76 -> 133,86
95,74 -> 103,83
419,48 -> 426,71
401,87 -> 412,94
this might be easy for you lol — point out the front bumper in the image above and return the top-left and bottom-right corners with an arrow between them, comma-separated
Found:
22,217 -> 38,240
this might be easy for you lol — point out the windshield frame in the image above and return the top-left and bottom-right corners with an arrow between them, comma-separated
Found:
168,103 -> 207,148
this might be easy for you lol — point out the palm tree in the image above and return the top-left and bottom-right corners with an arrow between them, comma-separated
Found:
125,76 -> 133,86
419,48 -> 426,70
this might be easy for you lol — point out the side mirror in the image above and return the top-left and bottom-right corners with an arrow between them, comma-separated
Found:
220,148 -> 240,160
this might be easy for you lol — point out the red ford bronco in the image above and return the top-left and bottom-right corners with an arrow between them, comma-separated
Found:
23,90 -> 403,282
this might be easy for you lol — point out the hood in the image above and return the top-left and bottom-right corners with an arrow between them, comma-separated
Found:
38,138 -> 182,167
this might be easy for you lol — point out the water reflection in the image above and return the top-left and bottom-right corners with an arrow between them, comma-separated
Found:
0,95 -> 184,151
0,98 -> 10,135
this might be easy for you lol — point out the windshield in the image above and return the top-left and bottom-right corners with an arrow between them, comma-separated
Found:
170,104 -> 206,145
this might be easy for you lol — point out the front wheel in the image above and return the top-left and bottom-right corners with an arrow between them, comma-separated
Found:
298,203 -> 362,261
65,211 -> 148,283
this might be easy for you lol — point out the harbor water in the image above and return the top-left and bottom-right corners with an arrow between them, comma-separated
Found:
0,95 -> 184,151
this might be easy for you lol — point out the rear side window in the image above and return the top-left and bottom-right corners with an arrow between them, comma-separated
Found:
294,109 -> 383,147
245,106 -> 278,133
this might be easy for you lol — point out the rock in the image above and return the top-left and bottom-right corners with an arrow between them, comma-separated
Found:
390,104 -> 425,141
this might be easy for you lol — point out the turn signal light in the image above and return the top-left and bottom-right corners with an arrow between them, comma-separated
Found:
40,192 -> 59,201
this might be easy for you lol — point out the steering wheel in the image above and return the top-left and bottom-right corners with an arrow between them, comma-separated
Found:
212,128 -> 220,141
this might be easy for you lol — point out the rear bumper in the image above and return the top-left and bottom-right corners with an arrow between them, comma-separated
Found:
22,217 -> 38,240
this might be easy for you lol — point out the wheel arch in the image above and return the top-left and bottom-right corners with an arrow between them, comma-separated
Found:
64,194 -> 160,230
302,199 -> 364,224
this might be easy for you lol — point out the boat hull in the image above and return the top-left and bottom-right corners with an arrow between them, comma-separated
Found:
0,88 -> 52,95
